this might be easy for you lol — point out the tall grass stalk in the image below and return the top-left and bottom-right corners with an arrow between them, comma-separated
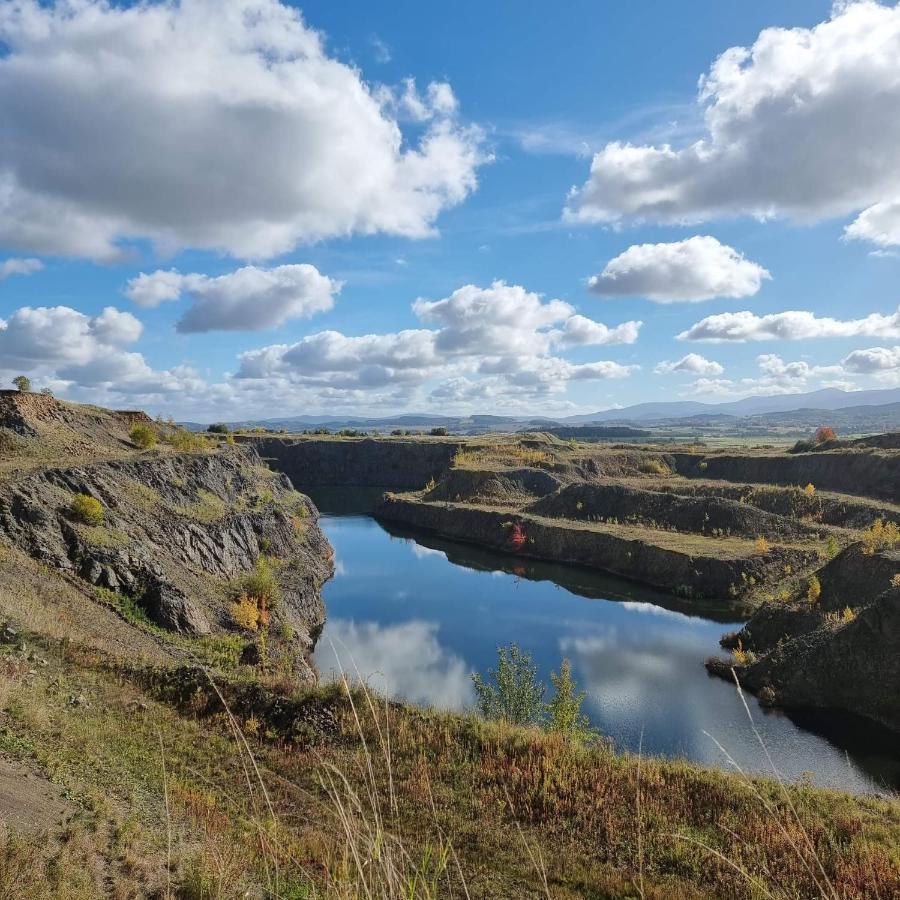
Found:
665,667 -> 841,900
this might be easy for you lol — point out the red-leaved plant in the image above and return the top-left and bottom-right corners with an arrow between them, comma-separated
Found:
510,522 -> 526,550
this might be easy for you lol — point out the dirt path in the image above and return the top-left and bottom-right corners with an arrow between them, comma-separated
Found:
0,756 -> 72,833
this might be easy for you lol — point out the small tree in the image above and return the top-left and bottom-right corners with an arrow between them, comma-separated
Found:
814,426 -> 836,444
472,644 -> 545,725
12,375 -> 30,392
40,387 -> 54,397
130,423 -> 158,449
807,575 -> 822,604
430,426 -> 449,436
207,423 -> 229,434
547,659 -> 596,745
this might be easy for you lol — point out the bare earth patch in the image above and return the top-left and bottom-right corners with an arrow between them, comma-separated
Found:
0,756 -> 72,833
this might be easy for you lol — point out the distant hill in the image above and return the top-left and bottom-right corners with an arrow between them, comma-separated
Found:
568,387 -> 900,423
527,425 -> 651,440
181,386 -> 900,435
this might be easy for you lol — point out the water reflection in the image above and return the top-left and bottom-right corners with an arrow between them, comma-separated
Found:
316,618 -> 474,709
310,507 -> 900,795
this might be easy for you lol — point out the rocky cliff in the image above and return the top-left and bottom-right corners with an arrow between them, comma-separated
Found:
0,444 -> 333,679
670,448 -> 900,504
709,544 -> 900,732
244,435 -> 463,489
377,494 -> 818,601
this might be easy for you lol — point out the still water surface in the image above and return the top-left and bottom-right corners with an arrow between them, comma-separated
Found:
310,494 -> 900,795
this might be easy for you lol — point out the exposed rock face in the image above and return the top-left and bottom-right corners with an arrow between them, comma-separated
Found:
709,544 -> 900,732
669,448 -> 900,504
424,467 -> 562,505
0,447 -> 333,665
377,495 -> 818,601
245,436 -> 463,489
0,389 -> 148,459
528,482 -> 821,539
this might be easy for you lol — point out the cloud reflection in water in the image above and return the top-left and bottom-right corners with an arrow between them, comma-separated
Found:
316,618 -> 475,710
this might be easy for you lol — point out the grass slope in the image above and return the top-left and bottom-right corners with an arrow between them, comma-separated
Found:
1,628 -> 898,899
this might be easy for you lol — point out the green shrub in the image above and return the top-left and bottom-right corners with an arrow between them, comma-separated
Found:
237,557 -> 280,608
12,375 -> 30,392
547,659 -> 596,746
167,429 -> 208,451
807,575 -> 822,603
207,423 -> 229,434
129,423 -> 158,449
472,644 -> 545,725
71,493 -> 104,526
430,426 -> 449,436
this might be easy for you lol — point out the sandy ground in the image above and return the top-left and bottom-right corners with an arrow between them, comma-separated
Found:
0,756 -> 72,833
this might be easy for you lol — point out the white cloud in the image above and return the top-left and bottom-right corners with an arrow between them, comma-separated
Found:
0,0 -> 486,261
685,353 -> 847,397
0,257 -> 42,280
237,280 -> 641,402
370,34 -> 392,64
124,270 -> 184,308
845,200 -> 900,248
655,353 -> 724,376
678,307 -> 900,342
554,314 -> 642,347
565,1 -> 900,247
0,304 -> 199,397
125,264 -> 340,332
841,345 -> 900,372
589,236 -> 770,302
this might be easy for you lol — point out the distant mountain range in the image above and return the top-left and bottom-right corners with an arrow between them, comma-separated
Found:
560,387 -> 900,423
182,386 -> 900,434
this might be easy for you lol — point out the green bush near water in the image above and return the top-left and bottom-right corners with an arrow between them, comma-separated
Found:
473,644 -> 598,745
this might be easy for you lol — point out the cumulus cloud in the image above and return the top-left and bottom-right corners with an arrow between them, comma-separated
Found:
565,1 -> 900,247
589,236 -> 770,302
654,353 -> 724,376
842,345 -> 900,372
124,270 -> 184,308
844,200 -> 900,248
678,307 -> 900,342
554,314 -> 643,347
0,304 -> 198,397
0,257 -> 43,280
125,264 -> 340,332
236,280 -> 640,402
685,353 -> 847,398
0,0 -> 486,261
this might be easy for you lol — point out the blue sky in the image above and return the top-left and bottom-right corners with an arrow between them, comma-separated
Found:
1,0 -> 899,420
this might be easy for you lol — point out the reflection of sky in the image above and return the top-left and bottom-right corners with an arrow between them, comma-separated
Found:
313,515 -> 898,794
317,619 -> 474,709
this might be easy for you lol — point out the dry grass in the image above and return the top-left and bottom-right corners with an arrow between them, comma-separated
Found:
171,488 -> 228,523
453,443 -> 554,470
0,628 -> 897,900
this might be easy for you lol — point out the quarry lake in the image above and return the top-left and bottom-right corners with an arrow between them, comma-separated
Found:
310,495 -> 900,795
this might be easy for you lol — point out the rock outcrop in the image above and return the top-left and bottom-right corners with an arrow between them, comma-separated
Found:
0,445 -> 333,674
377,495 -> 818,601
245,435 -> 463,489
709,544 -> 900,732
